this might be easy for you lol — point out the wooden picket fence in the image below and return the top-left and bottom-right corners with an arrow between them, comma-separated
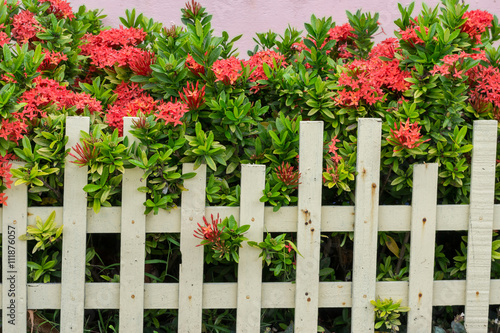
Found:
1,116 -> 499,333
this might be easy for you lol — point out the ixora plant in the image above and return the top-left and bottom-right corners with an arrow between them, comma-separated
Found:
370,297 -> 410,332
194,214 -> 250,264
0,0 -> 500,330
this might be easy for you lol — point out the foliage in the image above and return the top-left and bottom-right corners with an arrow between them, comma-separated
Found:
20,210 -> 62,253
370,297 -> 410,332
248,233 -> 300,280
0,0 -> 500,330
195,214 -> 250,264
19,211 -> 62,282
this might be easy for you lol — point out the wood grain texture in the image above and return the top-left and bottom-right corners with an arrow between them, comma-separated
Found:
465,120 -> 497,332
407,164 -> 438,332
294,121 -> 324,332
178,163 -> 206,332
119,117 -> 147,332
4,203 -> 500,233
236,164 -> 265,332
351,118 -> 382,333
60,116 -> 89,332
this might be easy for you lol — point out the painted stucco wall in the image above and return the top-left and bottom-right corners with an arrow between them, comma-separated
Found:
67,0 -> 500,54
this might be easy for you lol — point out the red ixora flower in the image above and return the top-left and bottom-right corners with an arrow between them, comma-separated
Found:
462,10 -> 493,44
194,214 -> 224,245
155,99 -> 189,126
39,0 -> 75,20
129,50 -> 155,76
183,0 -> 203,20
69,140 -> 99,167
275,162 -> 301,188
185,54 -> 205,76
11,10 -> 42,44
0,153 -> 14,206
0,24 -> 10,47
212,57 -> 244,85
387,119 -> 429,152
179,81 -> 206,111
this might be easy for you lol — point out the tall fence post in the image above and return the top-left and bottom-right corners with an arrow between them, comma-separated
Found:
178,163 -> 206,332
294,121 -> 323,332
465,120 -> 497,332
119,117 -> 147,331
60,116 -> 89,332
408,163 -> 438,332
2,161 -> 28,332
351,118 -> 382,333
237,164 -> 265,332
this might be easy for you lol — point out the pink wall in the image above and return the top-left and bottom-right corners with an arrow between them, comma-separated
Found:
68,0 -> 500,54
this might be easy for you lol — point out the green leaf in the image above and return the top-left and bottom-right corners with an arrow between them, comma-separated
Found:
83,184 -> 102,193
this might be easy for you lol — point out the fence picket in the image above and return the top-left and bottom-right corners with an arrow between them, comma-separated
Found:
351,118 -> 382,333
119,117 -> 147,331
2,161 -> 27,332
60,116 -> 89,332
294,121 -> 324,332
237,164 -> 265,332
465,120 -> 497,332
407,163 -> 438,332
178,163 -> 207,332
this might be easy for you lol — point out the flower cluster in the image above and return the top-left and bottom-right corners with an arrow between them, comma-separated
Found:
11,10 -> 41,44
179,81 -> 206,111
39,0 -> 75,20
323,136 -> 343,186
210,50 -> 286,89
185,54 -> 205,76
399,26 -> 427,46
0,154 -> 13,206
0,24 -> 10,47
334,38 -> 411,107
18,77 -> 102,121
155,99 -> 189,126
194,214 -> 250,264
212,57 -> 244,85
106,82 -> 188,133
291,23 -> 356,59
387,119 -> 429,152
129,50 -> 155,76
69,140 -> 99,167
38,50 -> 68,72
193,214 -> 224,246
468,65 -> 500,118
0,119 -> 28,142
328,23 -> 356,58
461,10 -> 493,44
80,27 -> 148,69
427,50 -> 500,117
275,162 -> 301,188
247,50 -> 287,82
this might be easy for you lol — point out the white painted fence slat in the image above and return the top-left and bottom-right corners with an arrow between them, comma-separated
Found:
407,163 -> 438,332
178,163 -> 206,332
351,118 -> 382,333
294,121 -> 324,332
10,203 -> 500,233
1,278 -> 498,310
2,162 -> 27,332
60,116 -> 89,332
119,117 -> 147,332
465,120 -> 498,332
237,164 -> 265,332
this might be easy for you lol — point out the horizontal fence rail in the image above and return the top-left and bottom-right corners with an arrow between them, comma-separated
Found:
0,116 -> 499,333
